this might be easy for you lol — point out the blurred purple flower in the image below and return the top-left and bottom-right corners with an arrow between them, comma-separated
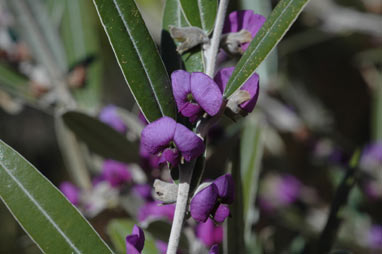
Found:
102,160 -> 132,188
223,10 -> 266,52
209,244 -> 219,254
364,181 -> 382,200
126,225 -> 145,254
138,202 -> 175,222
59,182 -> 80,206
99,105 -> 127,134
214,67 -> 259,113
196,218 -> 223,247
360,142 -> 382,171
138,111 -> 149,125
156,240 -> 168,254
171,70 -> 223,122
132,184 -> 153,201
367,225 -> 382,250
190,174 -> 234,223
140,116 -> 205,166
278,175 -> 301,204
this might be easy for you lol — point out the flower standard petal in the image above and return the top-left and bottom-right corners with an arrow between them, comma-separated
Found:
190,184 -> 218,222
190,72 -> 223,117
213,174 -> 234,204
171,70 -> 192,113
173,123 -> 205,161
141,116 -> 177,155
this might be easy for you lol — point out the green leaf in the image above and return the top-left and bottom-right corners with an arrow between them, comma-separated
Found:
224,0 -> 310,98
0,139 -> 113,254
107,219 -> 158,254
179,0 -> 217,34
62,111 -> 139,163
225,140 -> 245,254
240,114 -> 263,241
93,0 -> 176,122
62,0 -> 102,112
161,0 -> 206,73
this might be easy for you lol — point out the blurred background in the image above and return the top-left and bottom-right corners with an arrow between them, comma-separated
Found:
0,0 -> 381,253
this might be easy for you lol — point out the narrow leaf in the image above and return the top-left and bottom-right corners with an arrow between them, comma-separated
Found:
224,0 -> 310,97
93,0 -> 176,122
179,0 -> 217,34
107,219 -> 158,254
62,111 -> 139,163
0,139 -> 113,254
0,63 -> 34,102
161,0 -> 205,73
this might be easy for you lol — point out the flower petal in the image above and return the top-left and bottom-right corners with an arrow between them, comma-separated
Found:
239,72 -> 259,113
126,235 -> 141,254
196,218 -> 223,247
141,116 -> 177,155
213,174 -> 234,204
132,225 -> 145,252
190,72 -> 223,116
213,204 -> 230,223
173,123 -> 205,161
214,67 -> 234,93
171,70 -> 192,113
102,160 -> 132,187
158,148 -> 180,167
190,184 -> 218,222
209,244 -> 219,254
59,182 -> 79,205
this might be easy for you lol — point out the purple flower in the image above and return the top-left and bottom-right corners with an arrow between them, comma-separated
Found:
367,225 -> 382,250
156,240 -> 168,254
223,10 -> 266,52
190,174 -> 234,223
214,67 -> 259,113
126,225 -> 145,254
140,116 -> 205,166
101,160 -> 132,188
99,105 -> 127,134
209,244 -> 219,254
59,182 -> 80,206
196,218 -> 223,247
360,142 -> 382,171
278,175 -> 301,204
138,202 -> 175,222
171,70 -> 223,122
132,184 -> 153,201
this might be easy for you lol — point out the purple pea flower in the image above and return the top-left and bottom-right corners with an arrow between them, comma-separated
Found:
171,70 -> 223,123
132,184 -> 153,201
59,181 -> 80,206
140,116 -> 205,166
196,218 -> 223,247
214,67 -> 259,113
209,244 -> 219,254
190,174 -> 234,223
126,225 -> 145,254
223,10 -> 266,52
360,142 -> 382,171
367,225 -> 382,250
101,160 -> 132,188
99,105 -> 127,134
138,201 -> 175,222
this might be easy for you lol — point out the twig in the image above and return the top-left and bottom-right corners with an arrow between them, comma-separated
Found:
166,161 -> 195,254
205,0 -> 229,77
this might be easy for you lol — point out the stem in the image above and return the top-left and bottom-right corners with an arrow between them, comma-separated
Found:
166,161 -> 195,254
205,0 -> 229,77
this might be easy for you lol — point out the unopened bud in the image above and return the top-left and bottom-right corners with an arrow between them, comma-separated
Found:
226,89 -> 251,114
169,26 -> 209,54
221,29 -> 252,55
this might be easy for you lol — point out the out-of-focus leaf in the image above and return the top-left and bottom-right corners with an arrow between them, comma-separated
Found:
0,139 -> 113,254
225,141 -> 245,254
161,0 -> 205,73
107,219 -> 158,254
179,0 -> 217,34
62,111 -> 139,163
144,219 -> 189,251
224,0 -> 310,98
240,114 -> 263,236
0,64 -> 34,102
7,0 -> 67,76
62,0 -> 102,112
93,0 -> 176,122
373,79 -> 382,141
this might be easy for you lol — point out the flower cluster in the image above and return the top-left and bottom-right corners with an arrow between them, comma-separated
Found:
190,174 -> 234,223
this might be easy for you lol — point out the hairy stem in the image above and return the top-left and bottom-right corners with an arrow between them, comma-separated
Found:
166,161 -> 195,254
205,0 -> 229,77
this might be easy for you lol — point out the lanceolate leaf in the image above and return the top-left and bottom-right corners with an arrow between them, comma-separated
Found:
62,111 -> 139,163
161,0 -> 205,73
93,0 -> 176,122
0,140 -> 113,254
179,0 -> 217,34
224,0 -> 310,98
0,64 -> 34,102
